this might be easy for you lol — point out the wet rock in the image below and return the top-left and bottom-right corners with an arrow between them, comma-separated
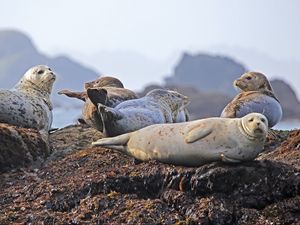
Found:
0,123 -> 48,171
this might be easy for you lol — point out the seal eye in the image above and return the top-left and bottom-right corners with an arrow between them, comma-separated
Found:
37,70 -> 44,75
261,118 -> 266,123
248,118 -> 254,122
246,76 -> 252,80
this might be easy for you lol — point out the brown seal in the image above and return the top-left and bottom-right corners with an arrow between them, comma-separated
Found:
58,76 -> 137,130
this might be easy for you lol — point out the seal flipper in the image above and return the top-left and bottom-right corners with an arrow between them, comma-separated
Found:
220,154 -> 242,163
92,133 -> 131,154
58,90 -> 86,102
185,125 -> 213,143
97,103 -> 123,136
87,88 -> 108,106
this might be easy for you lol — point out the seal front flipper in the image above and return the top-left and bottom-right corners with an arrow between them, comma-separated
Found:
184,125 -> 213,143
220,153 -> 242,163
58,90 -> 86,101
87,88 -> 108,106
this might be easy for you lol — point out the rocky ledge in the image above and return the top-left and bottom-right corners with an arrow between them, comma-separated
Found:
0,124 -> 299,224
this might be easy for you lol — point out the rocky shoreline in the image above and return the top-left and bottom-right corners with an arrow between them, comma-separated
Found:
0,124 -> 299,224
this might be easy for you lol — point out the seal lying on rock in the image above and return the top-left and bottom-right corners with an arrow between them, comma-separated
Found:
0,65 -> 56,138
221,72 -> 282,127
96,89 -> 190,137
58,76 -> 137,130
92,113 -> 268,166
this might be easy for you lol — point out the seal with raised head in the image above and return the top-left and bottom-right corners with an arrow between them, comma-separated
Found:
221,72 -> 282,127
58,76 -> 138,130
92,113 -> 268,166
97,89 -> 190,137
0,65 -> 56,138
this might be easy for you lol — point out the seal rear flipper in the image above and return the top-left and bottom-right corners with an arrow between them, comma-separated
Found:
97,103 -> 123,137
92,133 -> 131,155
58,90 -> 86,102
185,126 -> 213,143
87,88 -> 108,106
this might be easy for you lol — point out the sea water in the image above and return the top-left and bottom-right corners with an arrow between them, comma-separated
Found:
52,107 -> 300,131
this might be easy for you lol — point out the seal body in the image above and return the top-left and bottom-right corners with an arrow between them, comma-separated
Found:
97,89 -> 190,137
58,76 -> 138,129
0,65 -> 55,137
221,72 -> 282,127
92,113 -> 268,166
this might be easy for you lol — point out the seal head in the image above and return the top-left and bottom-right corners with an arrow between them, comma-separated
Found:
240,113 -> 268,141
234,72 -> 273,93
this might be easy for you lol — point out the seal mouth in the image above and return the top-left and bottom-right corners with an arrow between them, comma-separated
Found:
254,127 -> 265,135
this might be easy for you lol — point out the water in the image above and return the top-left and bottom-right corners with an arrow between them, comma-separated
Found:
52,107 -> 82,128
52,107 -> 300,130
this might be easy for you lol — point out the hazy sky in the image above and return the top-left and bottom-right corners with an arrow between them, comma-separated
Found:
1,0 -> 299,60
1,0 -> 300,93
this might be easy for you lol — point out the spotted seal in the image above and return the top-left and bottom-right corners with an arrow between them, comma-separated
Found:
92,113 -> 268,166
0,65 -> 56,139
96,89 -> 190,137
221,72 -> 282,127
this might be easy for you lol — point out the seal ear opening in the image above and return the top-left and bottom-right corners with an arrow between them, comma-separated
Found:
87,88 -> 108,106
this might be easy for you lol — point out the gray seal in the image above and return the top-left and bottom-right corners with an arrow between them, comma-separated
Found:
221,72 -> 282,127
97,89 -> 190,137
92,113 -> 268,166
0,65 -> 56,138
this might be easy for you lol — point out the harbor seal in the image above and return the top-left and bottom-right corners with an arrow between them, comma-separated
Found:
221,72 -> 282,127
97,89 -> 190,137
0,65 -> 56,138
58,76 -> 138,130
92,113 -> 268,166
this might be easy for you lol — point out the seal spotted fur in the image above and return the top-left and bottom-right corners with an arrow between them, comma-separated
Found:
0,65 -> 56,138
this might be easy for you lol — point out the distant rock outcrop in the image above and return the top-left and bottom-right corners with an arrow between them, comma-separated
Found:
0,30 -> 100,107
164,52 -> 300,120
271,79 -> 300,120
165,52 -> 247,96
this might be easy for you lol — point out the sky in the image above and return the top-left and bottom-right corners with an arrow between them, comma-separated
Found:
1,0 -> 300,91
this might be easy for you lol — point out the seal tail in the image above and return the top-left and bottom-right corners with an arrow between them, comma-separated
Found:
91,133 -> 130,153
97,103 -> 123,137
87,88 -> 108,106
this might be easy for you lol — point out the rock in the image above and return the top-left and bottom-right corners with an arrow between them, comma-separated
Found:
48,124 -> 103,163
164,52 -> 247,96
0,125 -> 299,224
0,123 -> 48,172
259,130 -> 300,169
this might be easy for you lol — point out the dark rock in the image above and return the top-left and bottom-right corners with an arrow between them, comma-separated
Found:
0,125 -> 299,224
0,123 -> 48,171
165,52 -> 247,96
